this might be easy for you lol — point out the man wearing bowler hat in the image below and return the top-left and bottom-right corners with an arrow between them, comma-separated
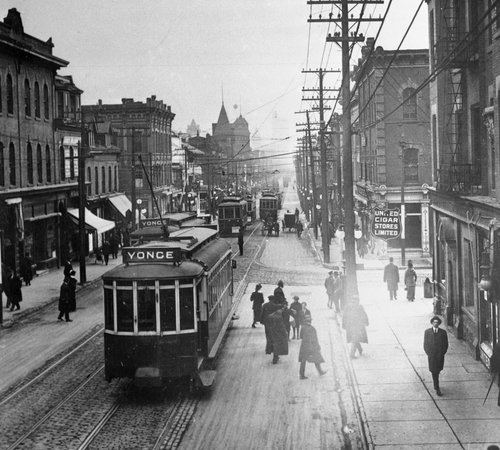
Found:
423,316 -> 448,396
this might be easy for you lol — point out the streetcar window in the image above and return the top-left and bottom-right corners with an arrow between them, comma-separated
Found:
116,283 -> 134,332
137,281 -> 156,332
159,288 -> 176,332
235,207 -> 240,219
104,287 -> 114,330
179,286 -> 195,330
225,207 -> 235,219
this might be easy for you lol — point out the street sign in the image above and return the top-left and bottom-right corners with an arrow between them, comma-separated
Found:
370,207 -> 401,241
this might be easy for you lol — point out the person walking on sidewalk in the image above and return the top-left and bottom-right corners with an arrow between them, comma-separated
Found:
67,270 -> 78,312
274,280 -> 285,304
342,295 -> 369,358
20,253 -> 34,286
325,271 -> 335,309
298,316 -> 327,379
57,277 -> 73,322
423,316 -> 448,397
237,227 -> 244,256
9,272 -> 22,311
404,260 -> 417,301
383,257 -> 400,301
102,240 -> 111,265
290,296 -> 302,339
3,265 -> 12,309
489,343 -> 500,406
250,283 -> 264,328
265,305 -> 288,364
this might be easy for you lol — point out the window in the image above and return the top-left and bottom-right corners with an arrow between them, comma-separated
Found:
36,144 -> 43,182
7,74 -> 13,114
0,142 -> 4,186
59,146 -> 65,180
57,91 -> 64,118
159,282 -> 176,332
94,166 -> 98,193
69,147 -> 75,179
9,142 -> 16,185
116,283 -> 134,332
109,166 -> 112,191
24,79 -> 31,117
43,84 -> 49,119
45,145 -> 51,182
402,88 -> 417,120
34,82 -> 40,118
463,240 -> 475,308
179,285 -> 195,330
137,281 -> 156,332
102,166 -> 106,192
114,166 -> 118,191
87,167 -> 92,196
27,142 -> 34,184
104,287 -> 114,330
403,148 -> 419,183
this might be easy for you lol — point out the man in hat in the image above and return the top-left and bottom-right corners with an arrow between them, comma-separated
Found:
423,316 -> 448,396
383,257 -> 399,301
250,283 -> 264,328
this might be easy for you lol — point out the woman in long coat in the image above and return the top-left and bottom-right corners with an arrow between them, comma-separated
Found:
264,303 -> 288,364
298,316 -> 326,379
250,283 -> 264,327
404,260 -> 418,301
342,295 -> 369,358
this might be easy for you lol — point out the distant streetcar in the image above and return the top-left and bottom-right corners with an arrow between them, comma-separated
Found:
102,227 -> 235,388
217,196 -> 248,236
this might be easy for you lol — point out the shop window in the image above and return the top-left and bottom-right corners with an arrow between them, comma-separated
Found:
43,84 -> 49,119
116,282 -> 134,332
0,142 -> 4,186
34,82 -> 40,118
104,287 -> 114,330
24,79 -> 31,117
402,88 -> 417,120
36,144 -> 43,183
137,281 -> 156,332
45,145 -> 51,182
7,74 -> 13,114
179,285 -> 195,331
159,285 -> 176,332
463,239 -> 475,309
27,142 -> 34,184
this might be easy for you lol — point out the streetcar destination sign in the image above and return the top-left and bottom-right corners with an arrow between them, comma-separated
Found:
370,207 -> 401,240
140,218 -> 165,228
122,247 -> 181,264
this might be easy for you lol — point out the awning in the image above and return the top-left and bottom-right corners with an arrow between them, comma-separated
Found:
67,208 -> 115,234
107,194 -> 132,219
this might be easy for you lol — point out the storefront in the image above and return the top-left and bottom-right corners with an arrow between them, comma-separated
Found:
66,208 -> 115,254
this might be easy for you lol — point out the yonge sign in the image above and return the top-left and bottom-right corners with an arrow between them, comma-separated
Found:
370,208 -> 401,240
122,247 -> 181,264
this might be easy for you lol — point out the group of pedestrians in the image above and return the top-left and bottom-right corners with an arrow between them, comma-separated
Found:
383,257 -> 418,302
250,281 -> 326,379
58,259 -> 78,322
2,253 -> 37,312
94,236 -> 119,265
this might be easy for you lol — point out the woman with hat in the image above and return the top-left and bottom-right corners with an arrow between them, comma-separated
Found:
298,315 -> 327,379
423,316 -> 448,396
250,283 -> 265,328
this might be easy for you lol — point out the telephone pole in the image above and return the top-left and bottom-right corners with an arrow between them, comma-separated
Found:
308,0 -> 383,294
78,120 -> 87,284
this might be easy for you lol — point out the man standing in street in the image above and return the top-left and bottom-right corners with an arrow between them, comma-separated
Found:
423,316 -> 448,396
383,257 -> 399,301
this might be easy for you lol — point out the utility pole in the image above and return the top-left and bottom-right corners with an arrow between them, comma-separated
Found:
309,0 -> 383,295
301,68 -> 339,263
130,130 -> 136,231
78,119 -> 87,284
306,112 -> 318,239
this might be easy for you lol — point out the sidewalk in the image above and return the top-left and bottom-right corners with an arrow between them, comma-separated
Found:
1,255 -> 122,328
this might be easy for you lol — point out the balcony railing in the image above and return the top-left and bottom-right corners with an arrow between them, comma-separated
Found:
437,163 -> 482,194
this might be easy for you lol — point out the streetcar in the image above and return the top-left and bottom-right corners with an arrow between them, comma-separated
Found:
259,192 -> 279,221
217,196 -> 248,237
102,227 -> 235,388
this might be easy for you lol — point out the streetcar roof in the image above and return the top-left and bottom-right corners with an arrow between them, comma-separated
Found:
103,260 -> 204,280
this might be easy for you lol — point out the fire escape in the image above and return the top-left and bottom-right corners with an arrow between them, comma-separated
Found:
436,0 -> 481,194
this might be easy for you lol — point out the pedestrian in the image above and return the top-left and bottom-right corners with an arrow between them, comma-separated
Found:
250,283 -> 264,328
20,253 -> 34,286
298,315 -> 327,379
58,277 -> 73,322
264,302 -> 289,364
325,271 -> 335,309
423,316 -> 448,397
63,257 -> 73,278
110,235 -> 119,259
342,295 -> 369,358
296,220 -> 303,238
262,295 -> 281,354
9,271 -> 22,311
67,270 -> 78,312
297,301 -> 312,326
404,260 -> 418,301
281,301 -> 294,340
490,343 -> 500,407
2,265 -> 12,309
383,257 -> 400,301
290,295 -> 302,339
273,221 -> 280,237
95,247 -> 103,264
238,227 -> 244,256
102,240 -> 111,265
274,280 -> 285,304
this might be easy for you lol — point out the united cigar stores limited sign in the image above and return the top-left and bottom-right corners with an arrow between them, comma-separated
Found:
370,207 -> 401,240
122,247 -> 181,264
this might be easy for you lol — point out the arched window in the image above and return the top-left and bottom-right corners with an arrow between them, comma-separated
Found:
0,142 -> 4,186
24,79 -> 31,117
9,142 -> 16,185
7,74 -> 14,114
102,166 -> 106,192
60,146 -> 65,180
94,166 -> 99,193
114,166 -> 118,191
27,142 -> 34,184
36,143 -> 43,182
87,167 -> 92,196
46,145 -> 51,182
403,148 -> 419,183
69,146 -> 75,179
43,84 -> 49,119
108,166 -> 112,191
34,82 -> 41,118
402,88 -> 417,120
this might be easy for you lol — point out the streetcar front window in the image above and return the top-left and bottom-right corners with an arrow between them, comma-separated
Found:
104,287 -> 114,330
159,284 -> 176,332
225,207 -> 235,219
116,282 -> 134,332
137,281 -> 156,332
179,286 -> 195,330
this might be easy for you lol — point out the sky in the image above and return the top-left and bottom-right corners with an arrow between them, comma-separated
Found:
5,0 -> 429,165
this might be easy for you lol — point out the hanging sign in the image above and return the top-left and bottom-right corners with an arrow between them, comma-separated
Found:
370,207 -> 401,240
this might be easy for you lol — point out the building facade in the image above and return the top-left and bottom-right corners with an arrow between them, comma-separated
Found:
427,0 -> 500,365
352,40 -> 432,257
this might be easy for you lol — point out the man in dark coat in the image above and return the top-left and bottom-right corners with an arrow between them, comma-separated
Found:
2,264 -> 12,309
490,343 -> 500,407
423,316 -> 448,396
9,272 -> 22,311
237,227 -> 244,256
262,296 -> 287,364
299,316 -> 327,379
102,240 -> 111,265
265,306 -> 288,364
289,296 -> 302,339
250,283 -> 264,328
58,278 -> 73,322
67,270 -> 78,312
274,280 -> 285,304
342,295 -> 369,358
383,257 -> 399,300
20,253 -> 34,286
